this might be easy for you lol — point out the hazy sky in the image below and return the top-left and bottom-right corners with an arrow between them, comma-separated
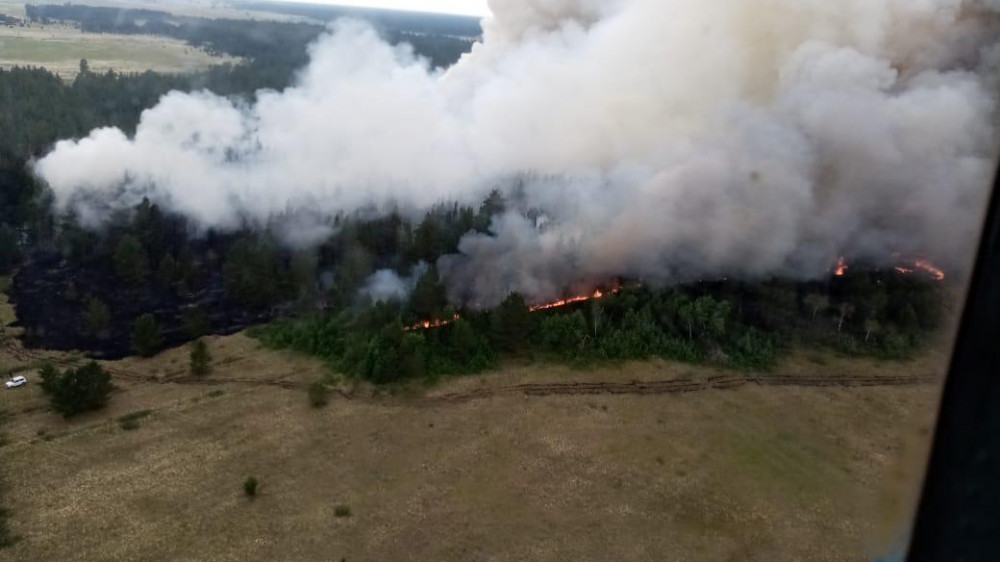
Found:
275,0 -> 491,16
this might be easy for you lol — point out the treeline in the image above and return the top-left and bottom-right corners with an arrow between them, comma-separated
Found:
254,262 -> 947,384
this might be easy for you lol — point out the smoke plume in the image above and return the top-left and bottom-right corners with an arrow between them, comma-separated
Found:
33,0 -> 1000,307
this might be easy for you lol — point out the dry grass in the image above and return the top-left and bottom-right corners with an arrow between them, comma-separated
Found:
0,0 -> 314,22
0,326 -> 943,561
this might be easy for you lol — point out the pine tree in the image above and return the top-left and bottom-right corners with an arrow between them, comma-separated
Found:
131,314 -> 162,357
189,339 -> 211,376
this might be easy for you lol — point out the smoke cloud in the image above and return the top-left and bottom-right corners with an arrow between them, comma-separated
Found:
33,0 -> 1000,307
361,262 -> 429,303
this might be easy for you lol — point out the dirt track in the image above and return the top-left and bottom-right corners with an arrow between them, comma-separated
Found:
4,339 -> 938,404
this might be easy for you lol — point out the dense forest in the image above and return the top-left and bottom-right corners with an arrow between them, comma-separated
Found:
1,5 -> 949,376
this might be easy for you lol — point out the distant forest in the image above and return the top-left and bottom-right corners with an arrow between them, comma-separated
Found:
0,4 -> 948,376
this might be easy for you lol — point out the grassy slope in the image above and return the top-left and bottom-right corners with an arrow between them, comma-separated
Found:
0,327 -> 942,561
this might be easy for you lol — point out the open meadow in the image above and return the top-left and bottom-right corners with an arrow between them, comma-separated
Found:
0,20 -> 238,80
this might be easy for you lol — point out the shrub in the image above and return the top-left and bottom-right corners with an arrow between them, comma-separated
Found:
308,381 -> 328,408
117,409 -> 152,431
0,506 -> 15,549
334,505 -> 352,518
38,361 -> 113,418
243,476 -> 259,497
189,340 -> 211,376
113,234 -> 149,286
726,329 -> 777,370
540,311 -> 589,357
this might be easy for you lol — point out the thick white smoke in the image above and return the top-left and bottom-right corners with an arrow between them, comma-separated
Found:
361,262 -> 429,303
33,0 -> 1000,307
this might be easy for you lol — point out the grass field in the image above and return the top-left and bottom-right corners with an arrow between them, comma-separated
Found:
0,312 -> 945,561
0,22 -> 239,80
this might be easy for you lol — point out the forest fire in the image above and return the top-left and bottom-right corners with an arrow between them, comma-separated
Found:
834,256 -> 848,277
408,255 -> 946,333
833,255 -> 945,282
529,289 -> 607,312
406,314 -> 461,332
407,287 -> 618,331
894,258 -> 946,281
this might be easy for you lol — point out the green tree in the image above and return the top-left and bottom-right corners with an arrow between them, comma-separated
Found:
490,293 -> 530,353
82,295 -> 110,338
412,215 -> 444,262
189,339 -> 211,376
131,314 -> 162,357
113,234 -> 149,286
155,254 -> 178,291
447,318 -> 492,369
476,188 -> 506,229
289,251 -> 318,300
409,265 -> 447,320
223,237 -> 282,308
692,296 -> 730,340
540,311 -> 589,355
38,361 -> 112,418
399,333 -> 426,380
678,300 -> 695,341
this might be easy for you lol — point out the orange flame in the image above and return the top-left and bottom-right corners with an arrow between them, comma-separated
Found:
529,289 -> 606,312
894,258 -> 945,281
834,256 -> 848,277
407,286 -> 620,331
914,259 -> 946,281
405,314 -> 461,332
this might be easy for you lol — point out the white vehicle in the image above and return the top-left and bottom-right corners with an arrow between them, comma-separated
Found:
5,375 -> 27,389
